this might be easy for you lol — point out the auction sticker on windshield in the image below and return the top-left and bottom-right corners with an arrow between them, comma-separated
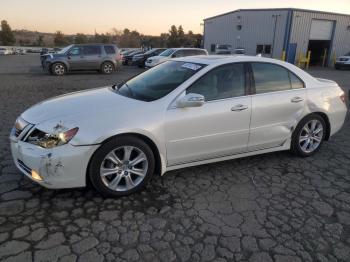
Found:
181,63 -> 202,71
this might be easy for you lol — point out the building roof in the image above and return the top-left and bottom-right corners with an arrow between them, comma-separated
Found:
204,8 -> 350,21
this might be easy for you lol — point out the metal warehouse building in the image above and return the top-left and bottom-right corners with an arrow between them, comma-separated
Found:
203,8 -> 350,66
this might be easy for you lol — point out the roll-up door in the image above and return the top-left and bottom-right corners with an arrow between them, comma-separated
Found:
309,20 -> 334,40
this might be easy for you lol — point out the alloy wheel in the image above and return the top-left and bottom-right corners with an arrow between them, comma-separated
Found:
100,146 -> 148,192
103,63 -> 113,74
54,64 -> 65,75
299,119 -> 324,154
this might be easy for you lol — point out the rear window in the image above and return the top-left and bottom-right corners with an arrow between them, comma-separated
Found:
104,45 -> 116,54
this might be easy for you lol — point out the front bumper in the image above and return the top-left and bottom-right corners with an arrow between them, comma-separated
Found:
335,62 -> 350,68
10,133 -> 99,189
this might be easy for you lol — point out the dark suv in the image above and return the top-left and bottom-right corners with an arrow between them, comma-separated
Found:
42,44 -> 120,75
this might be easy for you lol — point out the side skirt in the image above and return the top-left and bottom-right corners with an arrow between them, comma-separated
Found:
164,142 -> 290,173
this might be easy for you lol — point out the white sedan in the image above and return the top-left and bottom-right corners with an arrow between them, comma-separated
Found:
10,56 -> 347,197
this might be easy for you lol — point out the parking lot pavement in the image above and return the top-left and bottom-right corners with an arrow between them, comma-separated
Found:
0,55 -> 349,262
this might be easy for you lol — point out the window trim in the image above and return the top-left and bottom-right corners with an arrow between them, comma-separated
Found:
184,62 -> 251,102
248,62 -> 305,95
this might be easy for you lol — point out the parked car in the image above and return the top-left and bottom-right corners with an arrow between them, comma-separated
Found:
132,48 -> 167,67
41,44 -> 120,75
122,50 -> 143,66
335,52 -> 350,70
10,56 -> 347,197
0,48 -> 10,55
215,44 -> 232,55
233,47 -> 246,55
15,48 -> 26,55
145,48 -> 208,68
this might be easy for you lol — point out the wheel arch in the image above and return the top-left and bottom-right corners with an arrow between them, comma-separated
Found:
101,60 -> 115,69
297,112 -> 331,141
86,132 -> 164,186
50,60 -> 69,72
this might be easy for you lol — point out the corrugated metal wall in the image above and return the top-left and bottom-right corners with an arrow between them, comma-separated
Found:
290,11 -> 350,65
204,10 -> 289,58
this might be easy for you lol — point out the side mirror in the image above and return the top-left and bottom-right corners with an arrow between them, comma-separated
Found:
171,53 -> 177,58
177,93 -> 205,108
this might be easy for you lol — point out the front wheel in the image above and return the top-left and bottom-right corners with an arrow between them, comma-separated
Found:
89,136 -> 155,197
51,62 -> 66,76
291,114 -> 326,157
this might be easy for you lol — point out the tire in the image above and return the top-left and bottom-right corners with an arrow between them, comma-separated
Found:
89,135 -> 155,197
291,114 -> 326,157
51,62 -> 66,76
101,62 -> 114,74
335,65 -> 341,70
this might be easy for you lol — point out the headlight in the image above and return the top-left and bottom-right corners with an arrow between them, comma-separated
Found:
26,127 -> 79,148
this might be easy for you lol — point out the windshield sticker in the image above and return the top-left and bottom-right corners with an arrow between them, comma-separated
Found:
182,63 -> 202,71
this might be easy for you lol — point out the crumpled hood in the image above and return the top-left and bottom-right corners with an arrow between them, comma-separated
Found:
21,87 -> 140,125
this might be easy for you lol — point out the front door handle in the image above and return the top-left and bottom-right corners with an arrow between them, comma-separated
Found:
231,104 -> 248,111
291,97 -> 304,103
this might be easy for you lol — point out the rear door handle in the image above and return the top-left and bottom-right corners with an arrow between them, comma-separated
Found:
231,104 -> 248,111
291,97 -> 304,103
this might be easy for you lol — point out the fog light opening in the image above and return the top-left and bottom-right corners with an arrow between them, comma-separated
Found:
31,170 -> 43,181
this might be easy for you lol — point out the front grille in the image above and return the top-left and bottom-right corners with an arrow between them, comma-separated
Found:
17,160 -> 31,175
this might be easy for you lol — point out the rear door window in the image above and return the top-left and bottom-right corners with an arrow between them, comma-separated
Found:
251,63 -> 292,94
83,45 -> 101,56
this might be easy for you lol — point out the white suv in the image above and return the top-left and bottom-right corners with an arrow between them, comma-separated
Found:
335,52 -> 350,70
145,48 -> 208,68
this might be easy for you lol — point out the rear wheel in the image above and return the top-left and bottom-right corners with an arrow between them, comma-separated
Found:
89,136 -> 155,197
291,114 -> 326,157
101,62 -> 114,74
51,63 -> 66,76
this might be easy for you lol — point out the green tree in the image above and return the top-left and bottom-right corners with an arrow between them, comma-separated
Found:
177,25 -> 185,47
0,20 -> 15,45
36,35 -> 44,46
54,31 -> 66,46
167,25 -> 179,47
75,33 -> 87,44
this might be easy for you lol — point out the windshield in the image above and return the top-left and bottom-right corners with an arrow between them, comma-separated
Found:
58,45 -> 73,54
117,61 -> 205,102
159,49 -> 175,57
145,49 -> 160,55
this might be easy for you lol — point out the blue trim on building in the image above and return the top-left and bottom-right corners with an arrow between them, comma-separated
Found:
285,10 -> 294,61
283,10 -> 292,52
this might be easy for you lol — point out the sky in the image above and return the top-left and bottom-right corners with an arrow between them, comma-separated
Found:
1,0 -> 350,35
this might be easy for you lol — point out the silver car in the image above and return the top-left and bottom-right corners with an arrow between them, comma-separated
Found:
10,56 -> 347,197
42,44 -> 121,75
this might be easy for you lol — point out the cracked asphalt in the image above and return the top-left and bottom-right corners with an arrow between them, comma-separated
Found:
0,54 -> 349,262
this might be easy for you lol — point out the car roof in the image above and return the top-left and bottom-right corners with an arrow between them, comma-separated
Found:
172,48 -> 206,51
173,55 -> 318,85
74,43 -> 117,46
173,55 -> 288,66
